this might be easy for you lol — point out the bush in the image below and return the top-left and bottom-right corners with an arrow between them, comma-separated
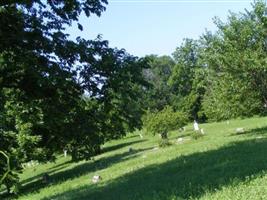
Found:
0,151 -> 20,194
143,106 -> 188,140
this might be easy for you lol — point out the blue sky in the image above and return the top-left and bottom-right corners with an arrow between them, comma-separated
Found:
68,0 -> 254,57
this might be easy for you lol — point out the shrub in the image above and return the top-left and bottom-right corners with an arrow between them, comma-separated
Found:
143,106 -> 188,140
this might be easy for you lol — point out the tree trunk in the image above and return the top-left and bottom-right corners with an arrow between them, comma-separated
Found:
71,150 -> 78,162
6,184 -> 10,194
161,131 -> 168,139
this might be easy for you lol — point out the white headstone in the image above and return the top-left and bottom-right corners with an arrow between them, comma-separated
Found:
200,128 -> 205,134
92,175 -> 102,183
64,149 -> 68,157
236,128 -> 244,133
142,155 -> 147,158
153,147 -> 159,151
193,120 -> 199,131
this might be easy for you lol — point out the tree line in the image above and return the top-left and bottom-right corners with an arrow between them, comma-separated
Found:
143,1 -> 267,122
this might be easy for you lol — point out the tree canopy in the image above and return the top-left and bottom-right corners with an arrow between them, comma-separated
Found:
0,0 -> 149,192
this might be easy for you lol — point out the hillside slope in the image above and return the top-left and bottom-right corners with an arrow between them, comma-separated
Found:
13,117 -> 267,199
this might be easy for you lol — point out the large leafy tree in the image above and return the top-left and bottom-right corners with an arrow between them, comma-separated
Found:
169,39 -> 208,120
0,0 -> 148,193
170,39 -> 200,97
143,55 -> 175,111
202,1 -> 267,120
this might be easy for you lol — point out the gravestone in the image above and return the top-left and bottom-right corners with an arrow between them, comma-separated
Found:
92,175 -> 102,183
153,147 -> 159,151
236,127 -> 245,134
63,149 -> 68,157
193,120 -> 199,131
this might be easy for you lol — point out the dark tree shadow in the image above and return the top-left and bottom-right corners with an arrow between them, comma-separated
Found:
176,131 -> 194,138
14,138 -> 146,196
47,159 -> 73,171
19,163 -> 71,187
22,159 -> 73,181
124,134 -> 140,139
102,139 -> 146,153
14,147 -> 153,197
42,139 -> 267,200
0,159 -> 74,198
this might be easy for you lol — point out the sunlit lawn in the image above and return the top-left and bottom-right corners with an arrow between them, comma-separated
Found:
5,116 -> 267,200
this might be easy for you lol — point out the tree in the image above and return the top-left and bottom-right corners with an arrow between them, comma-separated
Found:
201,1 -> 267,121
202,74 -> 262,121
143,55 -> 175,111
169,39 -> 207,121
143,106 -> 188,141
170,39 -> 200,97
0,0 -> 148,193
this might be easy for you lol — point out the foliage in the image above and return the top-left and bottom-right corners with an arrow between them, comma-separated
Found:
168,1 -> 267,122
170,39 -> 200,97
201,1 -> 267,121
143,106 -> 188,139
142,55 -> 175,111
202,75 -> 262,121
0,0 -> 148,192
0,151 -> 20,194
169,39 -> 208,121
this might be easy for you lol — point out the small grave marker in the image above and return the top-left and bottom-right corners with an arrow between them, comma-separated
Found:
236,128 -> 245,134
193,120 -> 199,131
92,175 -> 102,183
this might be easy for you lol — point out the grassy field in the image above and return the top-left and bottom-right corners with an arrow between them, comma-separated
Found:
4,116 -> 267,200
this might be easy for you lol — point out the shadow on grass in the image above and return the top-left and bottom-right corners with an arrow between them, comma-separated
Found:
20,163 -> 72,187
0,159 -> 74,198
47,158 -> 73,171
1,139 -> 147,198
43,139 -> 267,200
124,134 -> 140,139
176,131 -> 194,138
102,139 -> 146,153
21,139 -> 146,187
14,146 -> 153,197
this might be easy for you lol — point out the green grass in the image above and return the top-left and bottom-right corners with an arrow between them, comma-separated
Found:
4,116 -> 267,200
